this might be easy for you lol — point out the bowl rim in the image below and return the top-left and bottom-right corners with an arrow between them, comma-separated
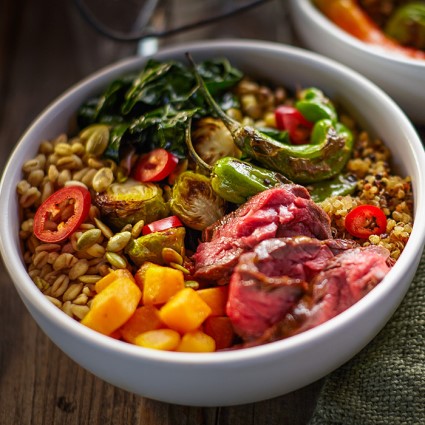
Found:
1,38 -> 425,367
292,0 -> 425,68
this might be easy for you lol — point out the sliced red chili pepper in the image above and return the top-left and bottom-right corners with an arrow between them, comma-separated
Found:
274,105 -> 314,145
133,148 -> 179,182
33,186 -> 92,243
345,205 -> 387,239
142,215 -> 183,235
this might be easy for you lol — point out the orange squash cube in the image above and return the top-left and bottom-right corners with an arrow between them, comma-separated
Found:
177,330 -> 216,352
203,316 -> 235,350
142,263 -> 185,306
119,305 -> 163,344
134,329 -> 181,351
82,277 -> 141,335
197,286 -> 229,316
95,268 -> 134,293
159,287 -> 212,334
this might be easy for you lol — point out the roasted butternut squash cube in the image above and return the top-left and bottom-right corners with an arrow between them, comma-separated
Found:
119,305 -> 163,344
142,263 -> 185,305
134,329 -> 181,351
82,277 -> 141,335
197,286 -> 229,316
95,268 -> 134,293
177,330 -> 216,352
159,288 -> 212,334
203,316 -> 235,350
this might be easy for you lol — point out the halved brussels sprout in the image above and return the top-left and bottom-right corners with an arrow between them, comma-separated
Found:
170,171 -> 226,231
94,178 -> 169,230
125,227 -> 185,267
191,117 -> 241,166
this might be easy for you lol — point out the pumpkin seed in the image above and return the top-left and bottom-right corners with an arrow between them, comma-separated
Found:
81,124 -> 109,156
94,217 -> 114,239
169,262 -> 190,274
161,247 -> 183,265
131,219 -> 145,239
76,228 -> 102,251
184,280 -> 199,290
92,167 -> 114,193
105,252 -> 127,269
106,231 -> 132,252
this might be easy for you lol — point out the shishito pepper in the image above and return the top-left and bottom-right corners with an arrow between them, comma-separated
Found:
187,54 -> 354,184
186,120 -> 291,204
295,87 -> 338,123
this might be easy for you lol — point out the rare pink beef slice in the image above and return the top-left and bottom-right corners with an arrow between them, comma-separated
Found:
191,185 -> 332,284
226,236 -> 351,341
249,245 -> 392,346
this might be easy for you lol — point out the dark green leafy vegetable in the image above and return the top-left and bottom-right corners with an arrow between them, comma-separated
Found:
170,171 -> 226,230
77,58 -> 243,163
126,227 -> 186,266
94,178 -> 169,230
187,54 -> 354,183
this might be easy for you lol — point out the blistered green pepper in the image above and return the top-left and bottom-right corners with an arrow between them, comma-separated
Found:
295,87 -> 337,123
186,120 -> 291,204
211,157 -> 291,204
385,3 -> 425,50
125,226 -> 185,266
187,54 -> 354,183
308,173 -> 357,203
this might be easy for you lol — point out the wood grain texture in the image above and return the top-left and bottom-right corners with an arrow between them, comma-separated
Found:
0,1 -> 323,424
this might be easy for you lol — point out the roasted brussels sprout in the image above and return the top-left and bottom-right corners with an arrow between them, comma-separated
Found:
94,178 -> 169,229
125,227 -> 186,266
170,171 -> 226,231
191,117 -> 241,166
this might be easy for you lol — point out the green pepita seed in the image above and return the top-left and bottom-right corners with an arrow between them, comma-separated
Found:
94,217 -> 114,239
92,167 -> 114,193
76,228 -> 102,251
131,219 -> 145,239
184,280 -> 199,290
105,252 -> 127,269
79,274 -> 102,284
162,247 -> 183,266
81,124 -> 109,156
169,262 -> 190,274
106,231 -> 132,252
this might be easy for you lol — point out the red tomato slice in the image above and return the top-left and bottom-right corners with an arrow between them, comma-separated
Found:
345,205 -> 387,239
133,148 -> 178,182
33,186 -> 92,243
275,105 -> 314,145
142,216 -> 183,235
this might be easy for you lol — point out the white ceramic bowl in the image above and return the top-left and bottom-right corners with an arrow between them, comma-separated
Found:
288,0 -> 425,124
1,40 -> 425,406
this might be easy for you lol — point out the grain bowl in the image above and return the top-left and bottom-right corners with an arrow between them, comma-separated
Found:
288,0 -> 425,124
1,40 -> 425,406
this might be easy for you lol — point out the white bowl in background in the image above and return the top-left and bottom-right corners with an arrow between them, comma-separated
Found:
288,0 -> 425,124
1,39 -> 424,406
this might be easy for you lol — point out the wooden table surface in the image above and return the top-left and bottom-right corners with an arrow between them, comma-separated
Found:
0,1 -> 422,424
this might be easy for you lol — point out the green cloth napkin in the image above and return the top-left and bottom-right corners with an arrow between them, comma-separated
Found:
310,249 -> 425,425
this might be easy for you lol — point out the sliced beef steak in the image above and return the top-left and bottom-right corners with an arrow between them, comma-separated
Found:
192,185 -> 332,284
244,245 -> 392,347
226,236 -> 357,341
